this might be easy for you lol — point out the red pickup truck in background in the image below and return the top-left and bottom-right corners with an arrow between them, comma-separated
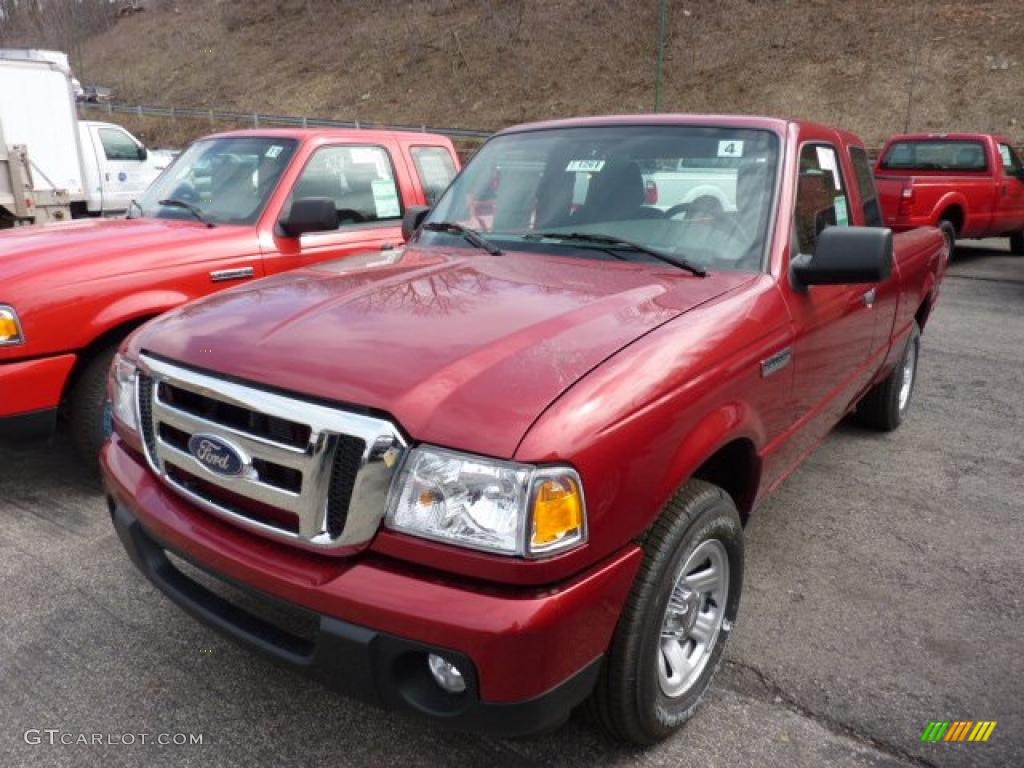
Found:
875,132 -> 1024,255
102,115 -> 947,744
0,128 -> 459,461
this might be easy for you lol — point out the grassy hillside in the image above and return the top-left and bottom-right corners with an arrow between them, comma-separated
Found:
65,0 -> 1024,147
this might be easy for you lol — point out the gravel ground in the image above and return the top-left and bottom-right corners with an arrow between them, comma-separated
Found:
1,239 -> 1021,768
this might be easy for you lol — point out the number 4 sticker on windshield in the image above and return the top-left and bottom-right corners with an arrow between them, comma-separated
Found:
718,140 -> 744,158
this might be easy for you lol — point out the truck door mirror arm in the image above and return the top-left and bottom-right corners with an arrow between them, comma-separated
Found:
402,206 -> 431,241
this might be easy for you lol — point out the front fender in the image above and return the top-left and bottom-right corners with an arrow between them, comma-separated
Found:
656,403 -> 764,506
87,289 -> 189,344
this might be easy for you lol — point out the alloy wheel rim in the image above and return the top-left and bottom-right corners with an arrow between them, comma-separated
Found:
898,339 -> 918,413
657,538 -> 730,698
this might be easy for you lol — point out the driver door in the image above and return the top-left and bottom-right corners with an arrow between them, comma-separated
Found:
264,142 -> 407,274
93,125 -> 149,212
782,143 -> 878,456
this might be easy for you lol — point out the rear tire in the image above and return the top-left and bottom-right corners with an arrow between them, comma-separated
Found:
69,342 -> 118,468
1010,231 -> 1024,255
590,479 -> 743,745
856,321 -> 921,431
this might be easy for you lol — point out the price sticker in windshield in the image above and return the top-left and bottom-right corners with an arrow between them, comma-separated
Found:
566,159 -> 605,173
717,140 -> 744,158
265,145 -> 284,159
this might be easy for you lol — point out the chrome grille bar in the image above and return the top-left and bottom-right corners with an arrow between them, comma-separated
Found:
136,353 -> 406,552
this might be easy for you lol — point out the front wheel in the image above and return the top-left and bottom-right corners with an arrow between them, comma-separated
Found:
69,342 -> 119,467
590,479 -> 743,744
939,220 -> 957,260
856,321 -> 921,431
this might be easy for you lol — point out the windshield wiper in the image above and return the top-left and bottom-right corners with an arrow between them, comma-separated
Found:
158,198 -> 215,228
422,221 -> 502,255
523,231 -> 707,277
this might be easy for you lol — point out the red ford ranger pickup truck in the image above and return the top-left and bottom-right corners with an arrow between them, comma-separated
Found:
101,115 -> 947,744
875,132 -> 1024,255
0,128 -> 459,461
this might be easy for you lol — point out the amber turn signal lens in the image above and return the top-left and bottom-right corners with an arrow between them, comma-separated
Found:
0,315 -> 18,341
531,476 -> 584,548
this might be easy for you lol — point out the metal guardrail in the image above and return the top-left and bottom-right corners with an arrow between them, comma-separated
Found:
79,101 -> 493,140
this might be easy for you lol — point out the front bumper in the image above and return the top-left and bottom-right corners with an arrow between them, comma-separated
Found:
0,353 -> 76,439
102,436 -> 641,734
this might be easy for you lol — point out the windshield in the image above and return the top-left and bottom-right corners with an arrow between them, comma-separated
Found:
421,125 -> 780,272
879,140 -> 988,172
132,137 -> 298,225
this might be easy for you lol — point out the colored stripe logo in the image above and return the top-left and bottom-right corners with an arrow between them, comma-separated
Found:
921,720 -> 996,742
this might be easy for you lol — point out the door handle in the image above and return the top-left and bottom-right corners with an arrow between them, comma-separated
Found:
862,288 -> 877,307
210,266 -> 255,282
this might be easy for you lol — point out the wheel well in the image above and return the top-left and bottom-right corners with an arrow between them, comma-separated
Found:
939,205 -> 963,234
692,438 -> 761,525
61,317 -> 155,405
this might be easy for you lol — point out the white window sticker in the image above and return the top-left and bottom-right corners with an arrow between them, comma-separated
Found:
350,147 -> 383,164
834,195 -> 849,226
265,145 -> 283,159
815,146 -> 843,190
371,179 -> 401,218
717,140 -> 744,158
566,159 -> 605,173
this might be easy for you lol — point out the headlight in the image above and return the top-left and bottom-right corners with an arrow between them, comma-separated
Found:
0,305 -> 24,346
385,446 -> 586,557
108,354 -> 139,433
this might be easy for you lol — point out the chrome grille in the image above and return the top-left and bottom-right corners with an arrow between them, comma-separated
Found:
135,354 -> 405,553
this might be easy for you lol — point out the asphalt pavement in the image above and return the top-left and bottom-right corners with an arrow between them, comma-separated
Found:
1,239 -> 1021,768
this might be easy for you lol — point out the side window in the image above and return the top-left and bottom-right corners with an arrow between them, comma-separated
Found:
411,146 -> 458,205
794,144 -> 850,254
98,128 -> 141,161
849,146 -> 884,227
288,144 -> 402,229
998,143 -> 1021,176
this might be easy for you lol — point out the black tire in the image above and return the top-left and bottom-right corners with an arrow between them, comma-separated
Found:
939,220 -> 957,260
590,479 -> 743,745
1010,231 -> 1024,255
69,342 -> 118,467
856,321 -> 921,431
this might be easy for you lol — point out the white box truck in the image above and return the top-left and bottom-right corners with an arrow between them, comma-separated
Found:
0,49 -> 171,227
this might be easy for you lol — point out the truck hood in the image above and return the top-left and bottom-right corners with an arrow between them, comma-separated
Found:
0,217 -> 251,289
131,246 -> 752,458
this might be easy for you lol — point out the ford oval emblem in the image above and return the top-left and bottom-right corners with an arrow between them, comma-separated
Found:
187,433 -> 245,476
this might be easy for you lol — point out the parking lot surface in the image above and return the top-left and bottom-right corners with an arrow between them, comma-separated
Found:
1,240 -> 1021,768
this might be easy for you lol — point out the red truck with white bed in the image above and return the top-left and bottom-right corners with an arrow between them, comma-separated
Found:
101,115 -> 947,744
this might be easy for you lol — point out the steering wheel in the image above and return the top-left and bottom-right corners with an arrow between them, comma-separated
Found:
167,183 -> 200,204
336,208 -> 368,224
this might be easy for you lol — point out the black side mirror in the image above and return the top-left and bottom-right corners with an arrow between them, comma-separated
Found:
792,226 -> 893,287
402,205 -> 431,241
137,144 -> 148,161
279,197 -> 337,237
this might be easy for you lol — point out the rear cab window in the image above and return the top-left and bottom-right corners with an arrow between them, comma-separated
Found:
849,146 -> 883,227
794,144 -> 851,254
411,146 -> 458,205
879,140 -> 988,172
